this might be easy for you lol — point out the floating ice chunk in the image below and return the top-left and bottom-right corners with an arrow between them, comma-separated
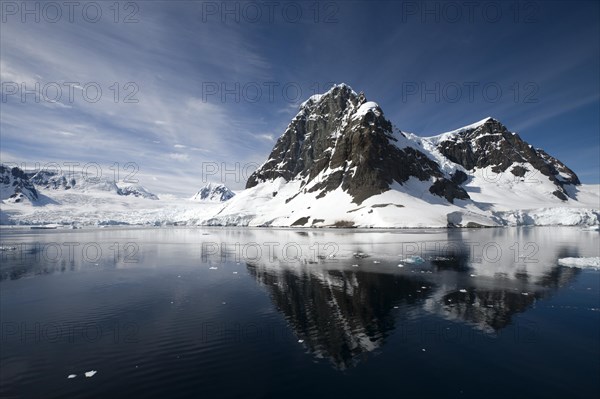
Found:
373,260 -> 381,264
421,348 -> 426,352
233,271 -> 238,274
470,274 -> 477,277
298,339 -> 304,343
84,370 -> 97,378
459,289 -> 467,293
67,374 -> 77,379
558,257 -> 600,268
397,264 -> 404,268
209,266 -> 218,270
398,256 -> 425,264
351,264 -> 359,267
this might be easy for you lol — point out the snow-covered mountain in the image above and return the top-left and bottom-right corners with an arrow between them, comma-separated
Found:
27,169 -> 158,199
190,183 -> 235,202
1,84 -> 598,227
207,84 -> 599,227
0,165 -> 38,203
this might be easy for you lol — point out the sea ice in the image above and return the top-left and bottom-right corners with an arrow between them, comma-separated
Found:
558,257 -> 600,268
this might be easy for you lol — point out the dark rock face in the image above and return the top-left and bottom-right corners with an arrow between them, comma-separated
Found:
0,165 -> 39,201
435,118 -> 580,198
429,178 -> 470,203
247,85 -> 467,204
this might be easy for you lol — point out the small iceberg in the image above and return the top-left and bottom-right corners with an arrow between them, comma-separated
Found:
84,370 -> 97,378
558,257 -> 600,269
398,255 -> 425,264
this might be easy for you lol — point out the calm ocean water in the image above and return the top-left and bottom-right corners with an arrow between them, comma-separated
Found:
1,227 -> 598,398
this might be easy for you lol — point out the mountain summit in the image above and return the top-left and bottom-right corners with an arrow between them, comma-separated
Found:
247,84 -> 468,204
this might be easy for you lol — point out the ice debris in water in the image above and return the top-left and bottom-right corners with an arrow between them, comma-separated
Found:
84,370 -> 97,378
459,289 -> 467,293
558,257 -> 600,268
398,255 -> 425,264
209,266 -> 218,270
373,260 -> 381,264
67,374 -> 77,379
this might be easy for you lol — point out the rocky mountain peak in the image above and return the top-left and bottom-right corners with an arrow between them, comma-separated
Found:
432,117 -> 580,199
191,183 -> 235,202
247,84 -> 468,204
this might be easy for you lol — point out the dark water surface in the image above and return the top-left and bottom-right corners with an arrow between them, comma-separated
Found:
1,227 -> 598,398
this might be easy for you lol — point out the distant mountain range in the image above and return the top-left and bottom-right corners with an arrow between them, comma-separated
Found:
1,84 -> 598,227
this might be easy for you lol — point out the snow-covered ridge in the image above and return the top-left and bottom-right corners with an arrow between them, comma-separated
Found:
27,169 -> 159,199
425,116 -> 493,144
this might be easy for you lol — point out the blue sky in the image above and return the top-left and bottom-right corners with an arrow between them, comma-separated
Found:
1,1 -> 598,196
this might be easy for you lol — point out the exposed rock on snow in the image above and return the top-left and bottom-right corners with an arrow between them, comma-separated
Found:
0,164 -> 39,203
190,183 -> 235,202
117,184 -> 159,200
